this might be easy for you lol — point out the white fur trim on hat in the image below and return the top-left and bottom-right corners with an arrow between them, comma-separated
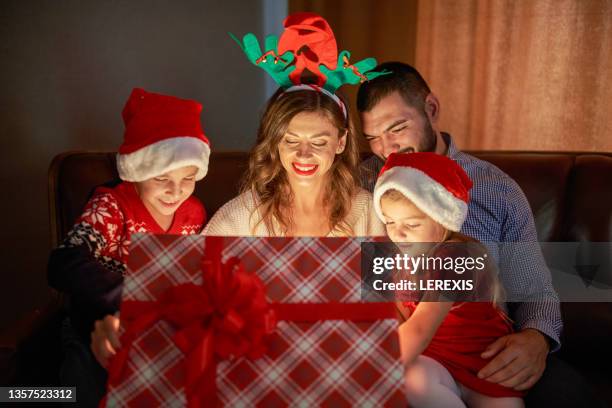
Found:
373,166 -> 468,232
116,136 -> 210,182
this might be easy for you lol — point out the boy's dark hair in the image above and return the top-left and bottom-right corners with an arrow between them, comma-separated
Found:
357,62 -> 431,112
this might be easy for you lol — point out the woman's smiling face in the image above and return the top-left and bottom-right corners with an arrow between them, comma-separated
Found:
278,111 -> 347,187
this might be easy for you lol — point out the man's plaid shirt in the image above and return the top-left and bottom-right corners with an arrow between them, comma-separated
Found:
360,133 -> 563,350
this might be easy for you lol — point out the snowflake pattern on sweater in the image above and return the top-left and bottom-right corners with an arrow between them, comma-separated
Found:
61,182 -> 205,272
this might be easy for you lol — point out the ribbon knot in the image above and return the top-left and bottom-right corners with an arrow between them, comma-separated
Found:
107,236 -> 275,408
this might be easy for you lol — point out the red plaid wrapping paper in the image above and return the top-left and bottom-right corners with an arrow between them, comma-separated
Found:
103,234 -> 406,407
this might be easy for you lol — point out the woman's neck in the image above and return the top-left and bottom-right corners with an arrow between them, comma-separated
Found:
288,178 -> 327,213
284,178 -> 332,236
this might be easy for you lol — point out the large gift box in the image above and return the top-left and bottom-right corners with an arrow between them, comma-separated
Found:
102,234 -> 406,407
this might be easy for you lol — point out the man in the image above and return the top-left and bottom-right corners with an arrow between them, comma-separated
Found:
357,62 -> 602,406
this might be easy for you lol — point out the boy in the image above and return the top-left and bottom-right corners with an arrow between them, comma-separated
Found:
48,88 -> 211,405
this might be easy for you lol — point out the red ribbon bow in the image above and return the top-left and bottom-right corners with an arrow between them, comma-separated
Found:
107,236 -> 276,407
278,12 -> 338,86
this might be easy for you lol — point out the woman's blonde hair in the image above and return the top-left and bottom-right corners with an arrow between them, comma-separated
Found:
241,88 -> 360,236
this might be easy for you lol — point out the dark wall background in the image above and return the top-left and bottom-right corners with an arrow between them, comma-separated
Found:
0,0 -> 274,330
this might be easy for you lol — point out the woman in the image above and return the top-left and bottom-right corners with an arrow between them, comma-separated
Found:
89,87 -> 384,371
90,11 -> 386,376
204,86 -> 384,237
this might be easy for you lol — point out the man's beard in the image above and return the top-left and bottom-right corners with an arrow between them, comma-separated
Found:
395,116 -> 437,155
418,115 -> 437,153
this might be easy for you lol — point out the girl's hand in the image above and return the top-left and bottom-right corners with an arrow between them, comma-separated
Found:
396,302 -> 454,370
398,321 -> 416,367
91,313 -> 121,369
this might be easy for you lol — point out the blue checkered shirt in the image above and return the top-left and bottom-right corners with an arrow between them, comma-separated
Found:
360,133 -> 563,351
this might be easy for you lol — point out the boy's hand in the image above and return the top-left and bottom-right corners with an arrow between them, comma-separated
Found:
477,328 -> 549,390
91,313 -> 121,369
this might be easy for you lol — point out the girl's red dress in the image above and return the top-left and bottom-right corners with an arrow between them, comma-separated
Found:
403,300 -> 525,398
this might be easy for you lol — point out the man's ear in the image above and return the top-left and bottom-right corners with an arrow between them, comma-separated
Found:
425,93 -> 440,124
336,130 -> 348,154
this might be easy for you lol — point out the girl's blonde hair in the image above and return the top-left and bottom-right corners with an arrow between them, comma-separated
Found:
380,188 -> 409,204
381,188 -> 506,307
241,88 -> 360,236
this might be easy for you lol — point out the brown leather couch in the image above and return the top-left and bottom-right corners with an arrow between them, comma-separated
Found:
2,151 -> 611,405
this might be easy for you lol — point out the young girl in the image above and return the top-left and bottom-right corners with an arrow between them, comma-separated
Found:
373,152 -> 524,408
47,88 -> 211,405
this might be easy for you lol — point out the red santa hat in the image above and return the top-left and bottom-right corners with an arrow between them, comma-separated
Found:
116,88 -> 211,182
373,152 -> 473,232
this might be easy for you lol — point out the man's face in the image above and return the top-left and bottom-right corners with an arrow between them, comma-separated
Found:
361,91 -> 437,160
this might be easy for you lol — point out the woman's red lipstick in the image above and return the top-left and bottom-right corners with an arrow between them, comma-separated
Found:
292,162 -> 318,176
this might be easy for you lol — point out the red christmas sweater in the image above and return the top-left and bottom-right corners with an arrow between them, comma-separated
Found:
48,182 -> 205,342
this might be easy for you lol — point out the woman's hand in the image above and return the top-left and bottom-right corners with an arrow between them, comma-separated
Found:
91,313 -> 121,369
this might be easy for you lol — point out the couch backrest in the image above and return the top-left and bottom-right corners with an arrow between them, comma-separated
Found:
47,150 -> 612,362
469,152 -> 612,242
49,151 -> 612,247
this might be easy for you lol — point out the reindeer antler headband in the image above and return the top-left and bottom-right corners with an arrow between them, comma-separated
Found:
231,12 -> 388,99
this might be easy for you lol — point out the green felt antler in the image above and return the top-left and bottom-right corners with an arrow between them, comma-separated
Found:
319,50 -> 389,93
230,32 -> 295,89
